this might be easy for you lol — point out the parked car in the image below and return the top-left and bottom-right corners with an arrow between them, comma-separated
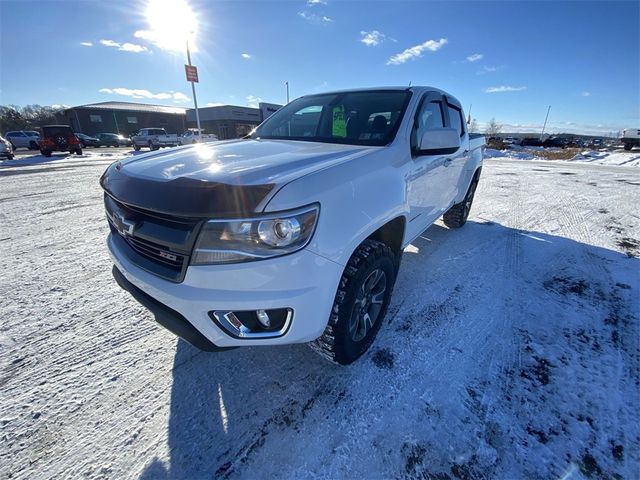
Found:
520,137 -> 544,147
76,133 -> 100,148
118,134 -> 132,147
101,86 -> 485,365
621,129 -> 639,151
0,135 -> 14,160
178,129 -> 219,145
542,136 -> 568,148
131,128 -> 178,151
95,133 -> 121,147
5,130 -> 40,150
38,125 -> 82,157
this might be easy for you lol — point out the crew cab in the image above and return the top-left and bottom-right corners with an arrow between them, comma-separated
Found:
101,87 -> 485,365
621,128 -> 639,151
131,128 -> 178,151
178,129 -> 219,145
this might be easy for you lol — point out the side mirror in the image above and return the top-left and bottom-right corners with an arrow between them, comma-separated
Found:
417,127 -> 461,155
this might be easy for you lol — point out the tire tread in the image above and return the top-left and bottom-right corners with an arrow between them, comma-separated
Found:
309,239 -> 394,365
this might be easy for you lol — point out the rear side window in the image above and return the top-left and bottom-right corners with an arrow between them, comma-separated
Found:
447,104 -> 465,137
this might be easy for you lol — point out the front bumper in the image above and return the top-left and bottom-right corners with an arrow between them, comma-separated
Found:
108,233 -> 344,348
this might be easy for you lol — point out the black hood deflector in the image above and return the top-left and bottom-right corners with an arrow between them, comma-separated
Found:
100,163 -> 274,219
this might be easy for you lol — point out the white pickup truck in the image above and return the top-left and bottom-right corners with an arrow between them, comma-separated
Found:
131,128 -> 178,151
621,128 -> 639,151
178,129 -> 219,145
101,87 -> 485,364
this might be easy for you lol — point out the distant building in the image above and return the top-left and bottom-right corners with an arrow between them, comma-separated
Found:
61,102 -> 187,136
186,102 -> 282,140
60,100 -> 282,139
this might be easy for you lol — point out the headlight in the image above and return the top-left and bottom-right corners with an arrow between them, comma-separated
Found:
191,204 -> 319,265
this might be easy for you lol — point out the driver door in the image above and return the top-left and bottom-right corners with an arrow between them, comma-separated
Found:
405,93 -> 451,241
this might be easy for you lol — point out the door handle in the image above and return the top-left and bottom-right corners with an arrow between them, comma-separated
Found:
463,150 -> 469,155
443,158 -> 453,167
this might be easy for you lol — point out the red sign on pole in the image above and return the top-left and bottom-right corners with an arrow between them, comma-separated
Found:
185,65 -> 199,83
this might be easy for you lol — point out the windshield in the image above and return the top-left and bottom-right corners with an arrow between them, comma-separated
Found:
252,90 -> 411,146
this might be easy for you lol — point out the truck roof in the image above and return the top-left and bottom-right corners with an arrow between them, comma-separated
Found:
299,86 -> 461,107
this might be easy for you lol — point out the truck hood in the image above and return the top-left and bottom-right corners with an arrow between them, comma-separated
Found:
100,139 -> 375,218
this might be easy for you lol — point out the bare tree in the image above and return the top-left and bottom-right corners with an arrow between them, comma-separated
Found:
468,118 -> 478,133
484,118 -> 502,137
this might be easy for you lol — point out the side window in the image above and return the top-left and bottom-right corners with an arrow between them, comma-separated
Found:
447,104 -> 465,137
411,99 -> 445,151
90,115 -> 102,123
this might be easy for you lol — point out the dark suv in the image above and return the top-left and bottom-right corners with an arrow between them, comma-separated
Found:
38,125 -> 82,157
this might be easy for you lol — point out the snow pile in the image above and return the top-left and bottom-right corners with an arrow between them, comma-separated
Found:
571,150 -> 640,167
484,148 -> 541,161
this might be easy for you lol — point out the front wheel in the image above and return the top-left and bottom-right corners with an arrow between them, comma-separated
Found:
29,141 -> 38,150
133,143 -> 141,151
443,171 -> 480,228
41,149 -> 52,157
624,143 -> 633,151
310,239 -> 396,365
75,148 -> 83,155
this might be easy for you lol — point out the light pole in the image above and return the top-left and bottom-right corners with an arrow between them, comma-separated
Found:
540,105 -> 551,139
186,38 -> 201,133
285,81 -> 290,104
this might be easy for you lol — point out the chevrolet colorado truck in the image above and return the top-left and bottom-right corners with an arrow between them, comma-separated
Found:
101,87 -> 485,365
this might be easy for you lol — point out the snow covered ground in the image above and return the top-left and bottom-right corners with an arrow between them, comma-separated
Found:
485,147 -> 640,167
0,152 -> 638,479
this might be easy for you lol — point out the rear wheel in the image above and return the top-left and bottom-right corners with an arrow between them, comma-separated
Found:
149,141 -> 159,151
133,143 -> 141,151
310,239 -> 396,365
624,143 -> 633,151
29,141 -> 38,150
75,148 -> 83,155
41,150 -> 52,157
443,171 -> 480,228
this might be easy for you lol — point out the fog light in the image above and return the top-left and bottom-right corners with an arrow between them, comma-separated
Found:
256,309 -> 271,328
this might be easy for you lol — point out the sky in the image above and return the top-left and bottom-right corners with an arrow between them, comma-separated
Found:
0,0 -> 638,135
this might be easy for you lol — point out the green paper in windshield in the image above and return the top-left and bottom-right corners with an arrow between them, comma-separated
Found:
332,105 -> 347,138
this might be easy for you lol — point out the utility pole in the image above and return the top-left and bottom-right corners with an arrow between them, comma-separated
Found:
186,38 -> 201,133
540,105 -> 551,139
285,81 -> 290,104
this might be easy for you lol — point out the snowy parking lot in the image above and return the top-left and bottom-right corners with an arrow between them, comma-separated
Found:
1,151 -> 638,479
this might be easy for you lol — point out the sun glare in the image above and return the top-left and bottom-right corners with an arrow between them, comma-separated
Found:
141,0 -> 199,52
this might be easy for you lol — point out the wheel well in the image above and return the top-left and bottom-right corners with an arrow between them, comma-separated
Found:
366,216 -> 406,267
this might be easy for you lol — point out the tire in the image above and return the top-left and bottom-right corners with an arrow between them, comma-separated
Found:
443,171 -> 480,228
29,141 -> 38,150
624,143 -> 633,151
75,148 -> 83,155
41,150 -> 52,157
148,141 -> 159,151
134,143 -> 141,151
6,153 -> 14,160
310,239 -> 396,365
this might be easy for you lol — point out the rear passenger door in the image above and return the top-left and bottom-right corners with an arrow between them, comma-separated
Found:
443,100 -> 470,202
